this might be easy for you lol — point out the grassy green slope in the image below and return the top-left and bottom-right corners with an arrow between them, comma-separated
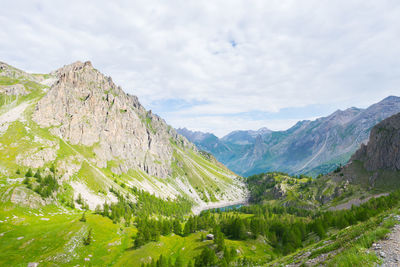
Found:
0,203 -> 270,266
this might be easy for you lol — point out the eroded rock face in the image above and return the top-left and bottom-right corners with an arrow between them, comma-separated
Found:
351,112 -> 400,171
33,61 -> 192,178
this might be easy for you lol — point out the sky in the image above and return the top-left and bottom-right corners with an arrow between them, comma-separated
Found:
1,1 -> 400,137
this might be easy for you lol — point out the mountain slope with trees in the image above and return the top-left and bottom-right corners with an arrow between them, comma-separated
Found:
179,96 -> 400,177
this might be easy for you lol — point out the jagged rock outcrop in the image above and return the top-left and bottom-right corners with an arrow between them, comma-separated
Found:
33,61 -> 193,178
351,112 -> 400,171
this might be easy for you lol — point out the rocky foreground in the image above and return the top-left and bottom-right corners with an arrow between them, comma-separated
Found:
372,215 -> 400,267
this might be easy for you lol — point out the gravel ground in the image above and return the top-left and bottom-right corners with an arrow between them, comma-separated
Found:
373,215 -> 400,267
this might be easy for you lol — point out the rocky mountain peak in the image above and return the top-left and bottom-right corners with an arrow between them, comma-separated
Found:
323,107 -> 363,127
32,61 -> 191,178
55,60 -> 93,74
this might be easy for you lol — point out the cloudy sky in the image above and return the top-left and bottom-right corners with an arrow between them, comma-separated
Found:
1,1 -> 400,137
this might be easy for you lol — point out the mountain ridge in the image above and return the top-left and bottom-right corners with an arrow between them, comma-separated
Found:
179,95 -> 400,177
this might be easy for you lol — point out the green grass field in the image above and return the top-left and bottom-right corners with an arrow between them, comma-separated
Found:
0,203 -> 274,266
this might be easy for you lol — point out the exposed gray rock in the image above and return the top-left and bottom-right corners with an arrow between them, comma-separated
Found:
351,112 -> 400,171
9,187 -> 46,209
33,61 -> 193,178
373,222 -> 400,267
16,147 -> 58,168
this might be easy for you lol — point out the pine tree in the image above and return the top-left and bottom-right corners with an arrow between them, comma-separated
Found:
183,220 -> 191,236
213,227 -> 225,252
173,219 -> 182,236
23,176 -> 30,185
83,228 -> 92,245
80,212 -> 87,222
25,168 -> 33,177
76,193 -> 83,205
34,169 -> 41,179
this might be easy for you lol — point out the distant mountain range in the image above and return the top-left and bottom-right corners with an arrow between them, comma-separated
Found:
177,96 -> 400,177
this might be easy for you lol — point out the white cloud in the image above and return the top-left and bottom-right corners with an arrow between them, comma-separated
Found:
1,0 -> 400,136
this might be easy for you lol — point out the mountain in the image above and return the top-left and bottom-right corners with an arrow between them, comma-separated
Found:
176,128 -> 230,155
314,111 -> 400,205
179,97 -> 400,177
244,112 -> 400,211
0,60 -> 246,212
221,127 -> 272,145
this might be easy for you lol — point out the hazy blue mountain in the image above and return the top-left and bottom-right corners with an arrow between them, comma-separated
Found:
221,127 -> 272,145
176,128 -> 231,155
179,96 -> 400,177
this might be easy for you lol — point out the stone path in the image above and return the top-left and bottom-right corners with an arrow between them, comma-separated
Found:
373,215 -> 400,267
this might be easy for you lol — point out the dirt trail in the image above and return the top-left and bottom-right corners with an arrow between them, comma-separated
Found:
328,193 -> 389,211
373,215 -> 400,267
0,101 -> 31,133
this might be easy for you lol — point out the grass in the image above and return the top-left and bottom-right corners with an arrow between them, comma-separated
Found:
0,76 -> 20,85
0,203 -> 272,266
0,204 -> 135,266
76,161 -> 108,192
272,209 -> 399,267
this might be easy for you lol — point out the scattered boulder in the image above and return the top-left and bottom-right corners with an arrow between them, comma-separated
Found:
206,234 -> 214,240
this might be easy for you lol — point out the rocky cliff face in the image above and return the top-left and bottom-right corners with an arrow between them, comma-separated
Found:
33,61 -> 192,178
351,112 -> 400,171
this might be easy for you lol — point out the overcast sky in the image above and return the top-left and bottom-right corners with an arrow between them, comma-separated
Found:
1,1 -> 400,137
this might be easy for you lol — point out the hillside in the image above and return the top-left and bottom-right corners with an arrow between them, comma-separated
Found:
244,112 -> 400,212
234,113 -> 400,265
179,97 -> 400,177
0,60 -> 246,213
